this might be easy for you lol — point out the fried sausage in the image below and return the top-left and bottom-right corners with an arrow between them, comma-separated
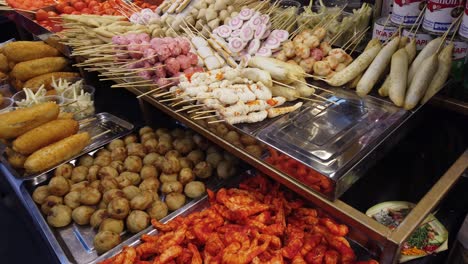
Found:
0,102 -> 60,139
23,72 -> 80,91
0,54 -> 8,72
24,132 -> 91,173
5,148 -> 28,169
13,119 -> 79,155
10,57 -> 68,81
3,41 -> 60,62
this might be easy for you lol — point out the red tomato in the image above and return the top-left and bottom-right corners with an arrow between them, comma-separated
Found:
71,11 -> 80,14
56,3 -> 67,12
52,24 -> 63,32
81,7 -> 91,14
35,9 -> 49,21
73,1 -> 86,11
62,6 -> 75,14
47,11 -> 58,17
87,0 -> 99,7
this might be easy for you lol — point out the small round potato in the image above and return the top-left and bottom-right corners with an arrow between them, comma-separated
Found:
143,139 -> 158,153
161,181 -> 183,194
87,165 -> 101,182
164,150 -> 181,159
184,181 -> 206,198
161,157 -> 181,174
139,177 -> 160,192
139,126 -> 154,136
122,185 -> 141,200
153,155 -> 167,170
141,132 -> 156,143
93,155 -> 112,167
64,191 -> 81,209
78,154 -> 94,167
32,185 -> 50,204
103,189 -> 124,204
72,206 -> 95,225
178,168 -> 195,185
127,143 -> 146,158
147,200 -> 168,220
107,197 -> 130,220
159,173 -> 178,183
156,140 -> 172,155
47,205 -> 72,227
90,209 -> 108,228
174,138 -> 195,155
178,157 -> 193,169
48,176 -> 70,196
98,177 -> 118,193
121,171 -> 141,186
99,218 -> 124,233
124,156 -> 143,173
187,150 -> 205,164
41,196 -> 63,215
54,163 -> 73,178
79,187 -> 101,205
193,161 -> 213,179
98,166 -> 118,179
109,161 -> 125,173
70,181 -> 89,192
107,139 -> 125,151
94,231 -> 120,254
143,153 -> 161,165
165,193 -> 186,211
124,134 -> 138,145
126,210 -> 150,233
130,191 -> 153,210
206,152 -> 223,168
95,149 -> 111,157
98,200 -> 107,209
140,165 -> 158,179
111,147 -> 127,162
71,166 -> 89,183
115,175 -> 132,189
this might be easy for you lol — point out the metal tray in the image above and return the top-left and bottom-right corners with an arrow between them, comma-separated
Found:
20,147 -> 228,264
0,112 -> 134,180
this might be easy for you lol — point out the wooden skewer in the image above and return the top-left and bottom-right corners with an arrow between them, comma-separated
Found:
193,114 -> 218,120
159,97 -> 179,103
272,80 -> 295,89
152,90 -> 173,98
207,119 -> 225,124
295,96 -> 325,103
186,106 -> 206,113
195,110 -> 217,114
175,104 -> 204,112
135,87 -> 165,98
91,130 -> 112,140
292,78 -> 333,93
78,117 -> 97,124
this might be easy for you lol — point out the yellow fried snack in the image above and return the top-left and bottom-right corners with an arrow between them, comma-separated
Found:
23,72 -> 80,91
3,41 -> 60,62
10,57 -> 68,81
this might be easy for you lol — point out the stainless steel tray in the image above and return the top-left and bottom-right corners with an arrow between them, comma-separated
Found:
20,148 -> 228,264
0,112 -> 134,180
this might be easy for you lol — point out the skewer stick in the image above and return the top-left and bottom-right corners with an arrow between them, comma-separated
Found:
152,91 -> 173,98
136,87 -> 166,98
295,96 -> 325,103
175,104 -> 204,112
408,5 -> 426,37
292,78 -> 334,93
91,130 -> 112,140
195,110 -> 217,114
208,119 -> 225,124
193,114 -> 219,120
186,106 -> 206,113
272,80 -> 295,89
159,97 -> 179,103
348,30 -> 369,54
78,117 -> 97,124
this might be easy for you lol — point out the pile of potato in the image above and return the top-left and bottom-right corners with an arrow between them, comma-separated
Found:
0,41 -> 79,91
31,125 -> 240,253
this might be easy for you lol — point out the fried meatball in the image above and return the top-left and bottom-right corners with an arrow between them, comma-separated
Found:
107,139 -> 125,151
161,181 -> 183,194
41,196 -> 63,215
165,193 -> 186,211
72,206 -> 95,225
94,231 -> 120,254
98,177 -> 118,193
103,189 -> 124,204
184,181 -> 206,198
206,152 -> 223,168
47,205 -> 72,227
139,177 -> 160,192
139,126 -> 154,136
224,131 -> 240,144
33,185 -> 50,204
111,147 -> 127,162
216,160 -> 236,179
110,161 -> 125,173
87,165 -> 100,182
123,134 -> 138,145
121,171 -> 141,186
153,155 -> 167,170
79,187 -> 101,205
215,124 -> 229,136
130,191 -> 153,210
178,157 -> 194,169
245,145 -> 263,158
170,128 -> 185,139
127,143 -> 147,158
174,138 -> 195,155
223,152 -> 239,164
95,148 -> 111,157
54,163 -> 73,179
164,150 -> 181,159
147,200 -> 168,220
70,181 -> 89,192
90,209 -> 109,228
155,128 -> 170,137
64,191 -> 81,209
98,166 -> 118,179
90,180 -> 100,189
143,152 -> 161,165
126,210 -> 150,233
99,218 -> 124,234
78,154 -> 94,167
143,138 -> 158,153
122,185 -> 141,200
156,140 -> 172,155
193,134 -> 209,150
140,165 -> 158,180
141,132 -> 156,143
124,156 -> 143,172
94,155 -> 112,167
115,175 -> 132,189
71,166 -> 89,183
240,134 -> 257,146
48,176 -> 70,196
187,150 -> 205,164
161,157 -> 181,174
98,200 -> 107,209
159,173 -> 178,183
193,161 -> 213,179
206,146 -> 221,155
178,168 -> 195,185
107,197 -> 130,220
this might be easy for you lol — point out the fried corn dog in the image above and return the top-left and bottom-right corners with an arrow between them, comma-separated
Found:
13,119 -> 79,155
3,41 -> 60,62
10,57 -> 68,81
0,102 -> 60,139
5,148 -> 28,169
24,132 -> 91,173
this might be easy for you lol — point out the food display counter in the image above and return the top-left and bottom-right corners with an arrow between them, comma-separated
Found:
0,0 -> 467,263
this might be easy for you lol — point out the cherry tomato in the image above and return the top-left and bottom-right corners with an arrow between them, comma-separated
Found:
56,3 -> 68,12
73,1 -> 86,11
81,7 -> 91,14
71,11 -> 80,14
87,0 -> 99,7
52,24 -> 63,32
35,9 -> 49,21
62,6 -> 75,14
47,11 -> 58,17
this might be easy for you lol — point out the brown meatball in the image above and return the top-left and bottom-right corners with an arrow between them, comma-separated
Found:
70,181 -> 89,192
160,173 -> 178,183
94,155 -> 112,167
111,147 -> 127,162
47,205 -> 72,227
107,197 -> 130,220
140,165 -> 158,180
54,163 -> 73,179
139,177 -> 160,192
155,128 -> 170,137
178,168 -> 195,185
178,157 -> 194,169
153,155 -> 167,170
90,180 -> 100,189
130,191 -> 153,210
41,196 -> 63,215
32,186 -> 50,204
240,134 -> 257,146
87,165 -> 100,182
174,138 -> 195,155
71,166 -> 89,183
193,161 -> 213,179
206,146 -> 221,155
99,218 -> 124,234
98,166 -> 118,179
126,210 -> 150,233
139,126 -> 154,136
147,200 -> 168,220
127,143 -> 147,158
123,134 -> 138,145
216,160 -> 236,179
161,157 -> 181,174
187,150 -> 205,164
103,189 -> 124,204
121,171 -> 141,186
165,193 -> 186,211
98,177 -> 118,193
206,152 -> 223,167
95,148 -> 111,157
90,209 -> 109,228
245,145 -> 263,157
115,175 -> 132,189
122,185 -> 141,200
78,154 -> 94,167
48,176 -> 70,196
72,206 -> 95,225
143,138 -> 158,153
109,161 -> 125,173
170,128 -> 185,139
107,139 -> 125,151
124,156 -> 143,172
143,153 -> 161,165
64,191 -> 81,209
215,124 -> 229,137
184,181 -> 206,198
79,187 -> 101,205
164,150 -> 181,159
224,131 -> 240,144
156,140 -> 172,155
161,181 -> 183,194
193,134 -> 209,150
141,132 -> 156,143
94,231 -> 120,254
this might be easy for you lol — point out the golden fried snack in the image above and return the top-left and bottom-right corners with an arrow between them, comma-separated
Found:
0,72 -> 7,80
5,147 -> 28,169
3,41 -> 60,62
23,72 -> 80,91
10,57 -> 68,81
57,112 -> 74,120
24,132 -> 91,173
0,54 -> 8,72
13,119 -> 79,155
0,102 -> 60,139
10,77 -> 23,91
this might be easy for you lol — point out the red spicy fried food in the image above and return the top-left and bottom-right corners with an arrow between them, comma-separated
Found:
100,175 -> 378,264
